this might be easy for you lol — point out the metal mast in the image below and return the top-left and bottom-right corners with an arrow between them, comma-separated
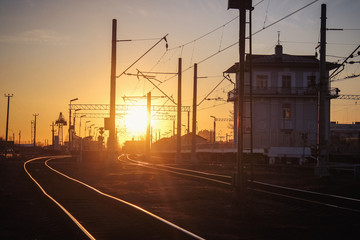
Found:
228,0 -> 253,193
191,63 -> 198,162
33,113 -> 39,147
176,58 -> 182,162
316,4 -> 329,176
4,94 -> 13,157
109,19 -> 117,157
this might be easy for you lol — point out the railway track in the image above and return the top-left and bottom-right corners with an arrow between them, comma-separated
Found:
120,154 -> 232,187
123,154 -> 360,214
24,156 -> 205,240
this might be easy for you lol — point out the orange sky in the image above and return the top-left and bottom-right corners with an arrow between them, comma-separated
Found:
1,0 -> 359,146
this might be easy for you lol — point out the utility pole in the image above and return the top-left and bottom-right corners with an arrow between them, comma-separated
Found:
33,113 -> 39,147
146,92 -> 151,159
191,63 -> 198,162
50,122 -> 55,148
31,121 -> 34,145
316,4 -> 329,176
237,2 -> 246,193
19,131 -> 21,145
4,94 -> 13,158
176,58 -> 182,162
108,18 -> 117,159
228,0 -> 252,194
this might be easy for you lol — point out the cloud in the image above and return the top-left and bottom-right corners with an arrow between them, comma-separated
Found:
0,29 -> 71,46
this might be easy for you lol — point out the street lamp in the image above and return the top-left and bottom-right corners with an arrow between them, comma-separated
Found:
210,115 -> 216,144
79,115 -> 86,137
69,98 -> 79,148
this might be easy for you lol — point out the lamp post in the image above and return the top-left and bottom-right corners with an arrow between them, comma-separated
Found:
79,115 -> 86,137
69,98 -> 78,149
210,116 -> 216,144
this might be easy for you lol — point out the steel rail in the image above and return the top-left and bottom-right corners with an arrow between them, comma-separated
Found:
250,181 -> 360,213
126,155 -> 231,180
44,157 -> 205,240
24,156 -> 95,240
123,155 -> 360,213
122,154 -> 231,187
252,188 -> 360,213
252,180 -> 360,203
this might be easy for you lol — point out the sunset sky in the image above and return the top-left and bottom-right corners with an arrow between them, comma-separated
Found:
1,0 -> 359,146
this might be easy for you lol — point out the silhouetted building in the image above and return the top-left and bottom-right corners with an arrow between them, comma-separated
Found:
123,140 -> 145,154
226,44 -> 339,163
330,122 -> 360,157
152,134 -> 208,152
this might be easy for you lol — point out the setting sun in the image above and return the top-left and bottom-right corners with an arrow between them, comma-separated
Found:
124,109 -> 148,138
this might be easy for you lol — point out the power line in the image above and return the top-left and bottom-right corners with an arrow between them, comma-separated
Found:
197,75 -> 228,106
141,0 -> 321,98
282,40 -> 359,46
117,37 -> 163,42
327,28 -> 360,31
117,34 -> 168,78
188,0 -> 320,71
329,44 -> 360,79
197,102 -> 229,112
167,15 -> 239,51
331,74 -> 360,82
252,0 -> 319,36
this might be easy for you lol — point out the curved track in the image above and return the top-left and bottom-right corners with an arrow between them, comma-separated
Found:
122,154 -> 360,214
24,156 -> 205,240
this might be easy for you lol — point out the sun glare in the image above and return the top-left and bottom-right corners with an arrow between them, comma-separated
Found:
124,109 -> 148,138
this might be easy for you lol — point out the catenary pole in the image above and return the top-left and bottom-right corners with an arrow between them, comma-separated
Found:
191,63 -> 198,162
109,19 -> 117,158
33,114 -> 39,147
146,92 -> 151,158
176,58 -> 182,162
316,4 -> 329,176
236,2 -> 246,193
4,94 -> 13,157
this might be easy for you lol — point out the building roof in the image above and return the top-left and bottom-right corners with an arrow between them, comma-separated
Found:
224,45 -> 339,73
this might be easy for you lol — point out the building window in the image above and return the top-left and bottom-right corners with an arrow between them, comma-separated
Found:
282,75 -> 292,89
256,75 -> 268,89
281,104 -> 292,129
282,104 -> 291,119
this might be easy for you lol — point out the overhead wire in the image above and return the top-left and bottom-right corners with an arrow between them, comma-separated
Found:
167,15 -> 239,51
159,0 -> 320,86
263,0 -> 271,29
329,44 -> 360,79
132,0 -> 321,104
117,34 -> 168,78
198,102 -> 229,112
252,0 -> 319,36
197,76 -> 228,106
